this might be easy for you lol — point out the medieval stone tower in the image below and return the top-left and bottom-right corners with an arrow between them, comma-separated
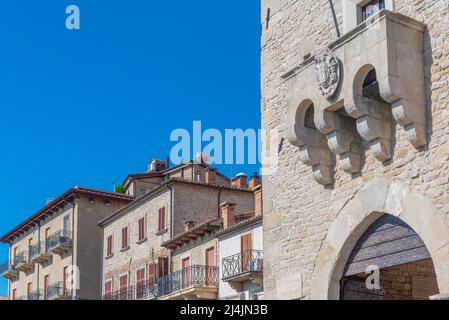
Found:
261,0 -> 449,300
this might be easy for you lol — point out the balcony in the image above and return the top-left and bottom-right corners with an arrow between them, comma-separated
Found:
45,281 -> 71,300
30,242 -> 52,264
156,265 -> 218,300
284,10 -> 426,185
222,250 -> 263,287
28,290 -> 42,301
102,286 -> 135,301
14,252 -> 34,272
47,230 -> 72,255
1,263 -> 18,280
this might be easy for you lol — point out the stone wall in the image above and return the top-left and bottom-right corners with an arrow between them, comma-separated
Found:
261,0 -> 449,299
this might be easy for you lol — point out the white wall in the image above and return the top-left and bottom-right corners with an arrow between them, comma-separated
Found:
218,223 -> 263,300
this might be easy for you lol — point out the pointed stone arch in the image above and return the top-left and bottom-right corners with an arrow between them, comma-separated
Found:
310,178 -> 449,299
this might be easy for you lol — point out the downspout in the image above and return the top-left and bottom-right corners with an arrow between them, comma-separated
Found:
71,202 -> 76,299
167,184 -> 174,275
328,0 -> 341,38
36,223 -> 41,295
99,223 -> 105,300
8,244 -> 11,300
217,190 -> 222,218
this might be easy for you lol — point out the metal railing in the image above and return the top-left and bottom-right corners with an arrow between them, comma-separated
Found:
102,286 -> 135,301
45,281 -> 70,300
28,289 -> 42,300
0,262 -> 9,275
156,265 -> 218,297
29,242 -> 44,260
13,251 -> 28,267
46,230 -> 72,252
222,250 -> 263,279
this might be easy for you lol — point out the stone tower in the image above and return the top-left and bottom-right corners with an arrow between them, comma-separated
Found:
261,0 -> 449,300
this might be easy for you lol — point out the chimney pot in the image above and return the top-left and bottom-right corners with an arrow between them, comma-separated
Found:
184,221 -> 195,232
232,172 -> 248,189
205,168 -> 217,185
248,173 -> 261,189
254,187 -> 263,216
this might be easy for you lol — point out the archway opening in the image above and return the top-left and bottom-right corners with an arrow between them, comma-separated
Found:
340,214 -> 439,300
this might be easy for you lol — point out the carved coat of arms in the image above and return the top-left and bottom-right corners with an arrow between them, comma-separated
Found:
314,47 -> 340,99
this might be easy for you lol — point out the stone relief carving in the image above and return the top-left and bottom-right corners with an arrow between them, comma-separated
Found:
315,48 -> 341,99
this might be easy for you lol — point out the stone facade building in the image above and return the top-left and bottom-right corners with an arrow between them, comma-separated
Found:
261,0 -> 449,299
0,187 -> 133,300
99,161 -> 256,300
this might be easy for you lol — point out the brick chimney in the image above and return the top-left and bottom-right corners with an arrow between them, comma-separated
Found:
184,220 -> 195,232
205,168 -> 217,185
220,202 -> 236,229
231,172 -> 247,189
248,173 -> 261,189
148,159 -> 167,172
254,187 -> 263,216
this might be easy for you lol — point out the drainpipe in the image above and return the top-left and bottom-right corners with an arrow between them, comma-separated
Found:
99,223 -> 104,300
328,0 -> 341,38
36,223 -> 41,295
217,190 -> 222,218
71,202 -> 76,300
8,244 -> 11,300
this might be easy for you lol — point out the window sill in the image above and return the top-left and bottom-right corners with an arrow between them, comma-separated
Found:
155,228 -> 168,236
120,246 -> 130,253
136,238 -> 147,245
105,253 -> 114,260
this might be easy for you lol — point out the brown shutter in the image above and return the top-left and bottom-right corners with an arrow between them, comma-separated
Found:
158,257 -> 169,277
148,263 -> 155,287
158,207 -> 166,231
241,234 -> 252,271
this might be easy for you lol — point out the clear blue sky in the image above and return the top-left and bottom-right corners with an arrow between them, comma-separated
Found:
0,1 -> 261,295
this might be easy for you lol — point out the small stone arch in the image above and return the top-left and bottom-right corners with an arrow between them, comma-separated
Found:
310,178 -> 449,299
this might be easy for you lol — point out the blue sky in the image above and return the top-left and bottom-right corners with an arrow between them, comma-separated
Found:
0,1 -> 261,295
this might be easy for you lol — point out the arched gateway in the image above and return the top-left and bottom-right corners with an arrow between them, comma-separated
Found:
310,178 -> 449,300
340,214 -> 438,300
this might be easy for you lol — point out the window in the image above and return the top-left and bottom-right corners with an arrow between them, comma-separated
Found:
148,263 -> 155,288
362,0 -> 385,21
157,257 -> 169,278
136,268 -> 145,299
63,215 -> 70,237
138,217 -> 145,241
106,235 -> 113,256
28,238 -> 33,249
27,282 -> 32,297
119,275 -> 128,300
44,275 -> 50,299
12,289 -> 16,300
63,266 -> 70,296
121,227 -> 128,249
104,281 -> 112,300
158,207 -> 166,231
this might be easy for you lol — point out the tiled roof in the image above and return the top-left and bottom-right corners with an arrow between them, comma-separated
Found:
0,186 -> 134,243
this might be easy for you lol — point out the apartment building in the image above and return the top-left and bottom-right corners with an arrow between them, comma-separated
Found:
99,161 -> 256,300
0,187 -> 133,300
147,179 -> 263,300
261,0 -> 449,299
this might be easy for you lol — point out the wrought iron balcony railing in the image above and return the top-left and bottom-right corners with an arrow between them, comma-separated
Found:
222,250 -> 263,279
28,289 -> 42,300
29,242 -> 42,259
47,230 -> 72,254
102,286 -> 135,300
13,252 -> 28,267
1,262 -> 19,280
156,265 -> 218,297
45,281 -> 71,300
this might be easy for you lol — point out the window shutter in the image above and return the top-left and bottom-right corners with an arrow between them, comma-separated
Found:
158,207 -> 166,231
105,281 -> 112,294
148,263 -> 155,287
138,218 -> 145,241
158,257 -> 169,277
122,227 -> 128,248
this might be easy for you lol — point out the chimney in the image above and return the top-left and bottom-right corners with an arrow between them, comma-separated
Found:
254,187 -> 263,216
220,202 -> 236,229
205,168 -> 217,185
248,173 -> 261,189
184,220 -> 195,232
148,159 -> 168,172
232,172 -> 248,189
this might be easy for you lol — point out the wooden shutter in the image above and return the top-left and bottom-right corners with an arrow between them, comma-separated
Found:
119,275 -> 128,300
138,218 -> 145,241
104,281 -> 112,295
148,263 -> 155,287
205,247 -> 215,267
241,234 -> 252,271
136,268 -> 146,299
158,257 -> 169,277
136,268 -> 145,284
122,227 -> 128,249
12,289 -> 16,300
27,282 -> 32,295
182,257 -> 190,288
158,207 -> 166,231
44,275 -> 50,298
107,236 -> 113,256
